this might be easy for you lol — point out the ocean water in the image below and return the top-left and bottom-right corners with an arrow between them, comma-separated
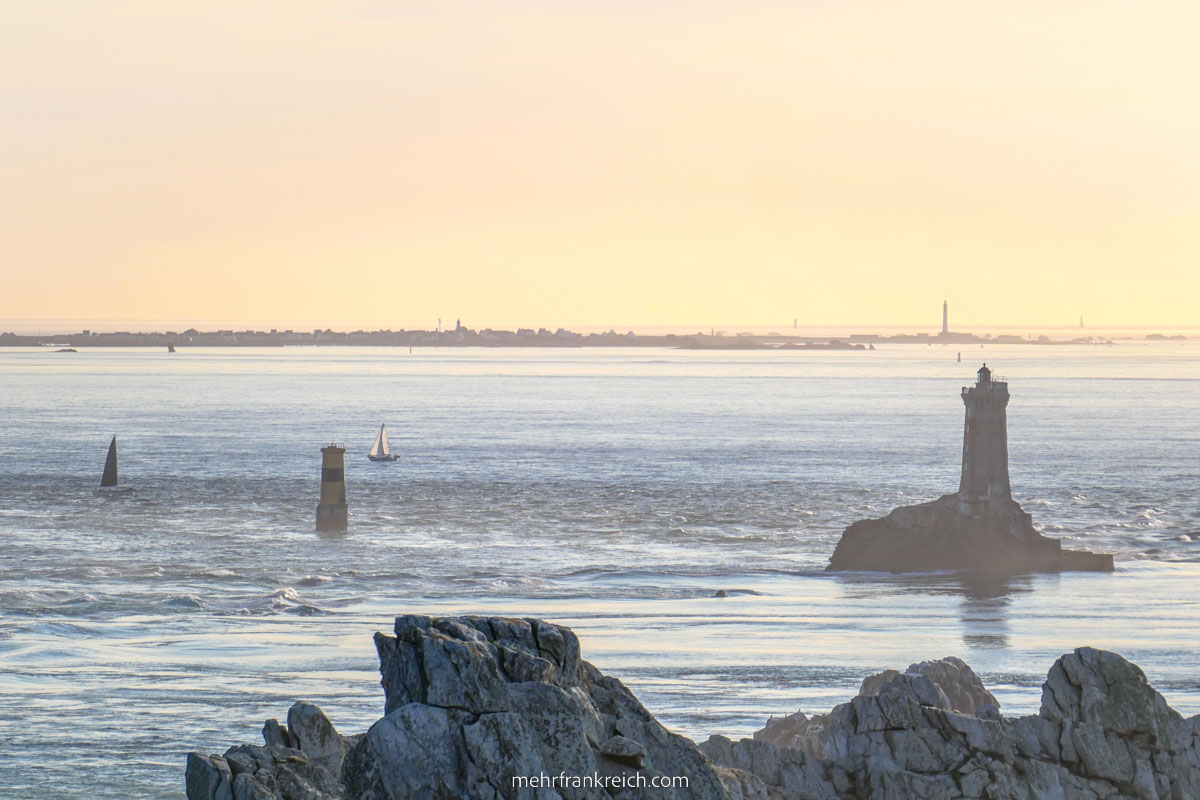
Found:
1,343 -> 1198,798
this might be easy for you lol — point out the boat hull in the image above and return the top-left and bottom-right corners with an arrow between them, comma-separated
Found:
368,455 -> 399,462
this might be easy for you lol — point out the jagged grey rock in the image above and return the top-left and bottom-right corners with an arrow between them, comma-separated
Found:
222,740 -> 341,800
186,752 -> 233,800
185,707 -> 350,800
754,657 -> 1000,760
186,618 -> 1200,800
859,656 -> 999,716
704,646 -> 1200,800
189,614 -> 741,799
287,702 -> 352,778
262,719 -> 292,750
346,614 -> 732,799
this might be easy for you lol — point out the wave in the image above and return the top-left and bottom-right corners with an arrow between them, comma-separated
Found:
0,586 -> 358,619
203,587 -> 328,616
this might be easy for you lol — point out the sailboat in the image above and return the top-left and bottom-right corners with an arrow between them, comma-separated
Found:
96,436 -> 134,494
368,423 -> 399,462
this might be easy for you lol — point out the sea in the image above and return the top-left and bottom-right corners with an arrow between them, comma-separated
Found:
1,342 -> 1198,798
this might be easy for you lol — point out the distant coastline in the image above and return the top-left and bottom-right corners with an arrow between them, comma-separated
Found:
0,324 -> 1149,349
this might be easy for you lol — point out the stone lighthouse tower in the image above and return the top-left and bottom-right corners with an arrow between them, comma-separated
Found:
828,363 -> 1113,573
316,444 -> 348,532
958,363 -> 1011,504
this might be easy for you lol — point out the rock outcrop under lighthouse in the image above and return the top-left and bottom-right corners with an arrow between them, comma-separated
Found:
828,365 -> 1113,573
827,492 -> 1112,573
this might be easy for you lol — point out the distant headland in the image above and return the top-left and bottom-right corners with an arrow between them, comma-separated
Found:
0,325 -> 1123,349
1,309 -> 1161,350
0,324 -> 872,350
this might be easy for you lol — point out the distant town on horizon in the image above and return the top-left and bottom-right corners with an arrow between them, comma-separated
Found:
2,303 -> 1192,350
3,321 -> 1188,350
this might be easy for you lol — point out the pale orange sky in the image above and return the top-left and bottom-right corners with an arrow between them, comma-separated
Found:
1,1 -> 1197,328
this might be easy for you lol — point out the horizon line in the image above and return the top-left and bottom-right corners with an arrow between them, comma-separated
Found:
2,318 -> 1199,333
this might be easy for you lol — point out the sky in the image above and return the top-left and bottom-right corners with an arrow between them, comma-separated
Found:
1,1 -> 1197,330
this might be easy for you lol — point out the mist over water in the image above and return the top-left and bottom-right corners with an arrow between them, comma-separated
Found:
1,344 -> 1199,798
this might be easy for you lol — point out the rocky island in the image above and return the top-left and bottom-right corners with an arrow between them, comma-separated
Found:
186,614 -> 1200,800
828,365 -> 1113,573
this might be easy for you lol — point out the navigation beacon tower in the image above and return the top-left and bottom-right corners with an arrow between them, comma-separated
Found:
316,444 -> 348,532
941,301 -> 949,335
958,364 -> 1011,504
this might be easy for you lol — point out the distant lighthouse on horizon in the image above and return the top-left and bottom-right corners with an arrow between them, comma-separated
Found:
941,300 -> 949,335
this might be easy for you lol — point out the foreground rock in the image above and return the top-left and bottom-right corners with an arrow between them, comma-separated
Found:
703,648 -> 1200,799
188,614 -> 748,799
750,656 -> 1001,759
187,617 -> 1199,799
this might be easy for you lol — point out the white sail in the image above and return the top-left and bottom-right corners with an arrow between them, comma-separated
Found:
369,424 -> 391,458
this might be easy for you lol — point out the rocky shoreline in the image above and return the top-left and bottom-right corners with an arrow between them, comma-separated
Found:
187,615 -> 1200,800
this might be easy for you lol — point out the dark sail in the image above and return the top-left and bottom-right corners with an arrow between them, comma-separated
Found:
100,436 -> 119,487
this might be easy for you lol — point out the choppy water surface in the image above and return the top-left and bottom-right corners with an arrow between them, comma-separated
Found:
1,343 -> 1199,798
